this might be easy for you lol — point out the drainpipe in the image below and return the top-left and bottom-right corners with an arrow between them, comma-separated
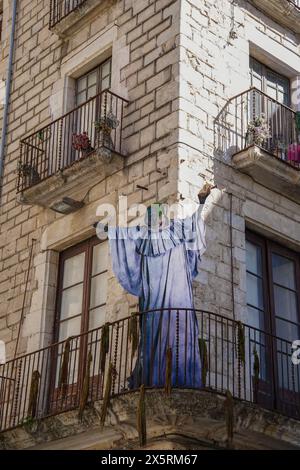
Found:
0,0 -> 18,197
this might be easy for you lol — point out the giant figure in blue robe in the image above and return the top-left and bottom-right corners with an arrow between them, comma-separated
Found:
106,195 -> 208,389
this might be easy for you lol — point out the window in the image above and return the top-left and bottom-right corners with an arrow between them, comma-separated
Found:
49,237 -> 108,410
55,236 -> 108,344
246,231 -> 300,415
250,57 -> 290,106
76,58 -> 112,106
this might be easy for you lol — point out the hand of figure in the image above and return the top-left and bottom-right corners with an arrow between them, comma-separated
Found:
198,182 -> 215,203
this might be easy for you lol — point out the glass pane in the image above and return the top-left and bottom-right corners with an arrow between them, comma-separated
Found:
247,305 -> 265,331
63,252 -> 85,288
58,316 -> 81,342
92,242 -> 108,275
60,284 -> 83,320
274,285 -> 298,323
89,305 -> 106,330
76,91 -> 86,106
88,71 -> 97,86
87,85 -> 97,99
276,318 -> 298,342
272,254 -> 296,290
101,76 -> 110,90
246,272 -> 264,310
77,77 -> 87,92
252,75 -> 263,90
90,273 -> 107,309
246,241 -> 262,275
102,60 -> 111,78
266,85 -> 277,101
250,57 -> 262,76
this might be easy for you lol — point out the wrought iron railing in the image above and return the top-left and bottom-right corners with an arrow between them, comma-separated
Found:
18,90 -> 128,193
0,309 -> 299,433
290,0 -> 300,9
215,87 -> 300,167
49,0 -> 87,28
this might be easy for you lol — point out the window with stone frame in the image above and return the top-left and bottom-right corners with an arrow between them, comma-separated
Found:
48,237 -> 108,410
246,230 -> 300,416
54,236 -> 108,345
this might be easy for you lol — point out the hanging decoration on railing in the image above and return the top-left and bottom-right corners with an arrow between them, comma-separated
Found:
137,384 -> 147,447
236,321 -> 246,365
100,323 -> 110,374
78,351 -> 93,421
253,349 -> 260,404
27,370 -> 41,420
165,348 -> 172,396
198,338 -> 208,387
129,313 -> 138,356
100,363 -> 114,427
58,337 -> 72,398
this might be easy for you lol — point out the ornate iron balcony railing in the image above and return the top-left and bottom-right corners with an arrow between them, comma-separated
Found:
18,89 -> 128,193
49,0 -> 88,29
0,309 -> 299,433
215,87 -> 300,167
290,0 -> 300,9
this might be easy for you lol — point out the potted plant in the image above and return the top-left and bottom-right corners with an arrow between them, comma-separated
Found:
246,115 -> 270,147
94,111 -> 119,151
72,132 -> 94,157
18,162 -> 40,187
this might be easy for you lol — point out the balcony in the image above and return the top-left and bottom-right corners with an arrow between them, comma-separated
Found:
0,309 -> 299,435
17,90 -> 128,211
249,0 -> 300,34
215,87 -> 300,202
49,1 -> 103,37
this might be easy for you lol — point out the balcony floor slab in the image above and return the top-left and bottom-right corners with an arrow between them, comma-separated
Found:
1,390 -> 300,450
232,145 -> 300,203
17,148 -> 125,210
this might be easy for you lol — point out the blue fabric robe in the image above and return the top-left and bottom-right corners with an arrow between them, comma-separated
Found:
107,205 -> 206,389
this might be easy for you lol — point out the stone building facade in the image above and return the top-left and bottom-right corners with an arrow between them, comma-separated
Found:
0,0 -> 300,449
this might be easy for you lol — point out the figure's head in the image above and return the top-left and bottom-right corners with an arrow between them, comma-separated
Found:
145,203 -> 165,229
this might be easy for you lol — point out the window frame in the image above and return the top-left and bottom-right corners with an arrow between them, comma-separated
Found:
250,56 -> 291,106
246,230 -> 300,338
53,236 -> 108,344
246,230 -> 300,414
75,57 -> 112,107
